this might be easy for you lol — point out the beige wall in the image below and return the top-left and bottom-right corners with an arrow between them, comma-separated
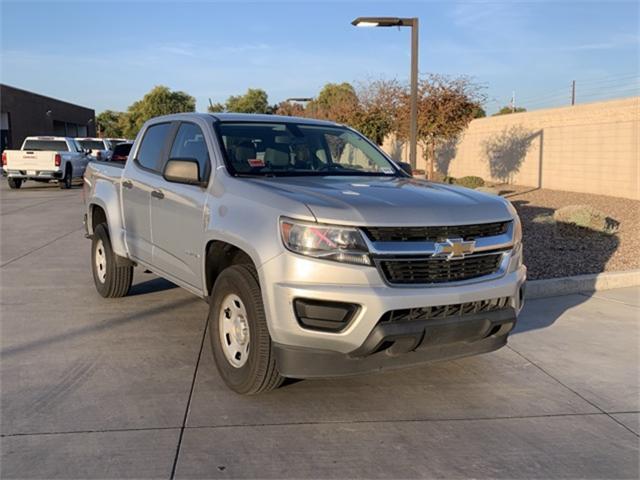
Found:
382,97 -> 639,200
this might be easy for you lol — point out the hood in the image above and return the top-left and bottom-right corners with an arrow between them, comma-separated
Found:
244,176 -> 514,226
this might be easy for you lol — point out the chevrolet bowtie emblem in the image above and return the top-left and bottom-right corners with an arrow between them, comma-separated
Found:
433,238 -> 476,260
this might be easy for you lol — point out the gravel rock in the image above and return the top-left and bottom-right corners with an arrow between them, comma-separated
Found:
502,186 -> 640,280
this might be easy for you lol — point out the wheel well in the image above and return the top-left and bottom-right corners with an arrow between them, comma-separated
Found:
205,241 -> 254,295
91,205 -> 107,233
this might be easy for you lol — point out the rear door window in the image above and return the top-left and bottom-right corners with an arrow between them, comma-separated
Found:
135,123 -> 172,173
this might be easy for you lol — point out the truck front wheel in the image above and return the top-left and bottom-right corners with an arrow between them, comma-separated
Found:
91,223 -> 133,298
209,264 -> 284,394
7,178 -> 22,189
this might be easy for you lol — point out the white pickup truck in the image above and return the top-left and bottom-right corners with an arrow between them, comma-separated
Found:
2,136 -> 90,189
75,137 -> 113,162
84,113 -> 526,395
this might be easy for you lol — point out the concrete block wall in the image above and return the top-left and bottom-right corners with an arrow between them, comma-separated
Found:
382,97 -> 639,200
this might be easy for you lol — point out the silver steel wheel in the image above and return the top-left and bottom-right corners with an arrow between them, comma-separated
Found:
94,239 -> 107,284
219,293 -> 251,368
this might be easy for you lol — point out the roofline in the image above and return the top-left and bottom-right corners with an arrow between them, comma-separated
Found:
0,83 -> 95,112
207,112 -> 342,127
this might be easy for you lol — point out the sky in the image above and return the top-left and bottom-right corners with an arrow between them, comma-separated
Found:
1,0 -> 638,115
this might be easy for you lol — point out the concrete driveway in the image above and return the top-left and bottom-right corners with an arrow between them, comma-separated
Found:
1,180 -> 638,479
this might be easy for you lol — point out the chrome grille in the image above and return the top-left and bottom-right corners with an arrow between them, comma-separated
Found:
363,221 -> 510,242
376,253 -> 503,285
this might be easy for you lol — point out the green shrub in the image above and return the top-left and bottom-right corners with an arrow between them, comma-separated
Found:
454,176 -> 485,189
553,205 -> 619,234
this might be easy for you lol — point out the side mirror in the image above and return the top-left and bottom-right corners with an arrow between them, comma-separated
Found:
397,161 -> 413,176
163,158 -> 205,186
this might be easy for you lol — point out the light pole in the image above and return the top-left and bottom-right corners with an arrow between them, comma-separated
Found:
352,16 -> 419,171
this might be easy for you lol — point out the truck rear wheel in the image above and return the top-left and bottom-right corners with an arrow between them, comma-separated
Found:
7,178 -> 22,189
209,264 -> 284,394
91,223 -> 133,298
59,164 -> 72,189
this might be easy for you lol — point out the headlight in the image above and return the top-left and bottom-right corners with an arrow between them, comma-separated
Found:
504,199 -> 522,246
513,214 -> 522,246
280,218 -> 371,266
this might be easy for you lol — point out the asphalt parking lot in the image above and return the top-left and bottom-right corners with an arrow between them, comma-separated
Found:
1,180 -> 638,479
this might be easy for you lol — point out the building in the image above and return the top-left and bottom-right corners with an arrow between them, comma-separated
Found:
0,84 -> 96,151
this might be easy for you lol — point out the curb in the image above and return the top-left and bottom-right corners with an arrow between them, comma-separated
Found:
525,270 -> 640,299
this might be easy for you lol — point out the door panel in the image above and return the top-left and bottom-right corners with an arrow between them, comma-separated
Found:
151,182 -> 206,288
151,122 -> 210,289
122,122 -> 174,264
122,167 -> 155,263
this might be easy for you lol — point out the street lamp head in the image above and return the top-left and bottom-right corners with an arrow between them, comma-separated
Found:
352,20 -> 379,27
351,17 -> 416,28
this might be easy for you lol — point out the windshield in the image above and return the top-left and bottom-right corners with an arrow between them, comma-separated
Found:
78,140 -> 106,150
216,122 -> 399,177
23,140 -> 69,152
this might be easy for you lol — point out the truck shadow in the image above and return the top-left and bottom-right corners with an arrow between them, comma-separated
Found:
128,277 -> 178,296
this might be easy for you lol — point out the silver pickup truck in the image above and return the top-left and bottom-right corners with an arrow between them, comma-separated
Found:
83,113 -> 526,394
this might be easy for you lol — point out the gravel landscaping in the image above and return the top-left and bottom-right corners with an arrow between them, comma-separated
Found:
496,185 -> 640,280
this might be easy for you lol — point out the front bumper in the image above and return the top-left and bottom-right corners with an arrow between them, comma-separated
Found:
274,307 -> 516,377
259,251 -> 527,377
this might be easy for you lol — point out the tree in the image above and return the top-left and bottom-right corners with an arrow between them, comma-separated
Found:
493,106 -> 527,116
207,102 -> 225,113
306,82 -> 359,124
225,88 -> 269,113
473,105 -> 487,118
96,110 -> 125,138
396,74 -> 485,178
121,86 -> 196,138
274,101 -> 306,117
352,80 -> 402,145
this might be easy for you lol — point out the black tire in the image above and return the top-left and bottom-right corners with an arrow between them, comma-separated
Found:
209,264 -> 284,395
91,223 -> 133,298
7,178 -> 22,189
59,164 -> 72,189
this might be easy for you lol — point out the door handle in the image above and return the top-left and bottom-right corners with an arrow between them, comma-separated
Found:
122,180 -> 133,189
151,189 -> 165,199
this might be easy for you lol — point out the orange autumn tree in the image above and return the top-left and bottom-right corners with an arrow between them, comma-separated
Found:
396,74 -> 485,178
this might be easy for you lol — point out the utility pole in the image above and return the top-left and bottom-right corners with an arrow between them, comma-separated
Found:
571,80 -> 576,106
511,91 -> 516,113
409,18 -> 419,174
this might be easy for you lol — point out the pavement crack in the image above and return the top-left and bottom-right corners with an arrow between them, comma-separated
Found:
0,411 -> 619,438
1,195 -> 74,216
0,227 -> 83,268
579,292 -> 639,308
507,345 -> 639,438
169,312 -> 209,479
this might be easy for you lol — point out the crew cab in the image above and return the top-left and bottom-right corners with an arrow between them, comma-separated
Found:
2,136 -> 89,189
83,113 -> 526,394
